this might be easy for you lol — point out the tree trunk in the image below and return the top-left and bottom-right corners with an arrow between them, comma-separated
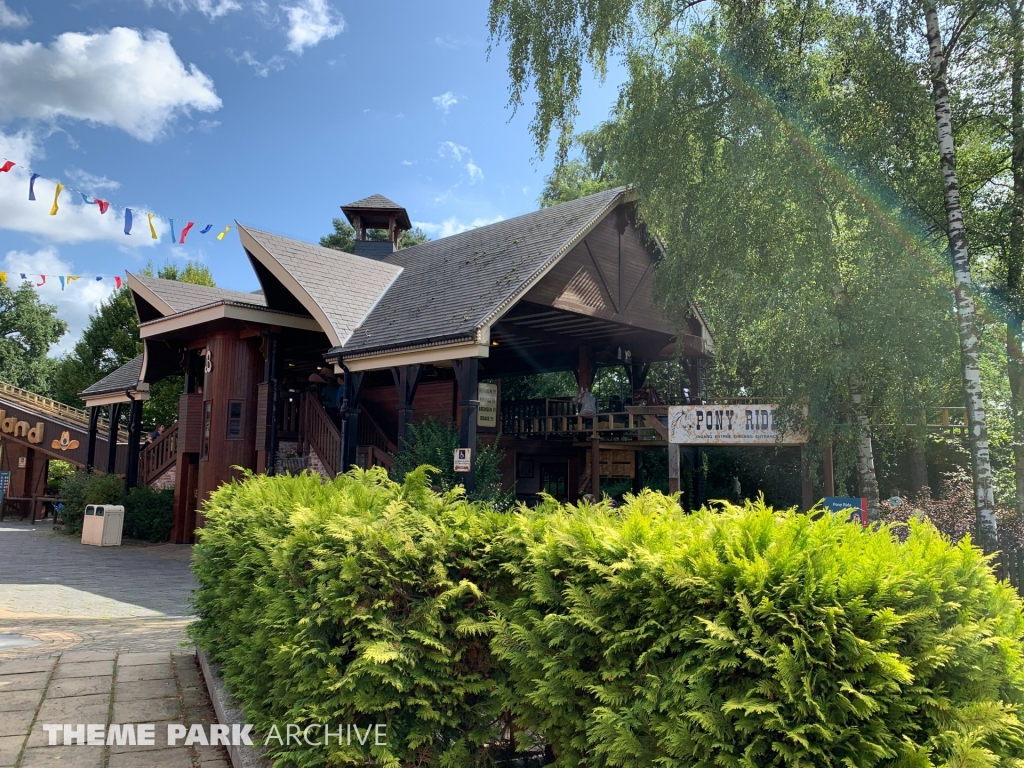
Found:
924,0 -> 998,548
1007,0 -> 1024,515
852,393 -> 880,519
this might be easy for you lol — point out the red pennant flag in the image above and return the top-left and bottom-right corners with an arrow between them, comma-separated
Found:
114,276 -> 122,289
0,161 -> 14,173
95,199 -> 110,214
179,221 -> 195,244
36,275 -> 46,287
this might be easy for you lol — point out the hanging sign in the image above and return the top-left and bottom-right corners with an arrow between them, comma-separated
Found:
477,383 -> 498,428
454,448 -> 471,473
668,404 -> 807,445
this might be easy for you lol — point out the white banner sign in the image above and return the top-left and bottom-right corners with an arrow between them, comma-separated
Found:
477,383 -> 497,428
668,404 -> 806,445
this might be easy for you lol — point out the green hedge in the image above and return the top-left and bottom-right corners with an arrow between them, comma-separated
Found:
190,471 -> 1024,767
57,471 -> 173,542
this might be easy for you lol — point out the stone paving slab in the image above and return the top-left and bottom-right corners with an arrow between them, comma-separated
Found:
0,522 -> 230,768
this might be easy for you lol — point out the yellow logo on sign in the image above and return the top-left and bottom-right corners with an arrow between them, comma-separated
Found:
51,431 -> 80,451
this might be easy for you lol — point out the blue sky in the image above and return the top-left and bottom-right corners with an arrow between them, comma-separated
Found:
0,0 -> 623,352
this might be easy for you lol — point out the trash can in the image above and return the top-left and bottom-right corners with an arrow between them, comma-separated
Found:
81,505 -> 124,546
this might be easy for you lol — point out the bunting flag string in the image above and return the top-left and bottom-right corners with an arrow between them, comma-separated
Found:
0,157 -> 233,244
1,272 -> 124,291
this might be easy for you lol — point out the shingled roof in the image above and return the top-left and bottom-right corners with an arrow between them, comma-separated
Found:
129,274 -> 267,316
341,194 -> 412,230
336,187 -> 628,358
239,225 -> 403,348
80,355 -> 144,398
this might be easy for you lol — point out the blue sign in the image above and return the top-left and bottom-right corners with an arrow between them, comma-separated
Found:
823,496 -> 867,527
0,471 -> 8,502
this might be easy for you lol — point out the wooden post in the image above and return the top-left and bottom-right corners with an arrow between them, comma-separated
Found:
823,443 -> 835,498
695,448 -> 705,508
577,346 -> 593,390
392,365 -> 422,452
124,396 -> 144,491
341,370 -> 366,471
106,402 -> 122,475
85,405 -> 99,473
668,442 -> 680,496
801,446 -> 814,511
590,433 -> 601,499
453,358 -> 479,494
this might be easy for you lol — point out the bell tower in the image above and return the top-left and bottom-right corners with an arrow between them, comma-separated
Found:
340,194 -> 412,260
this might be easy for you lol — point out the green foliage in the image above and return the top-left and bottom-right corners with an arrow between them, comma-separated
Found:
46,460 -> 76,494
492,495 -> 1024,767
390,416 -> 514,509
191,472 -> 1024,767
321,219 -> 429,252
189,467 -> 522,767
0,279 -> 67,394
57,470 -> 125,535
123,485 -> 174,542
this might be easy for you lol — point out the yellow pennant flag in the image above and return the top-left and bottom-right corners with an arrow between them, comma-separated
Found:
49,183 -> 64,215
66,275 -> 81,285
0,272 -> 6,284
147,213 -> 157,240
217,225 -> 232,241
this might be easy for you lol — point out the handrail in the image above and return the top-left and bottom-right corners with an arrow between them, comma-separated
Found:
140,422 -> 178,484
357,403 -> 397,456
302,391 -> 341,478
0,380 -> 107,430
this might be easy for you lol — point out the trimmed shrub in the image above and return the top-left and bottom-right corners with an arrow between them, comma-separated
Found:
189,467 -> 523,767
123,485 -> 173,542
57,470 -> 125,535
493,495 -> 1024,767
190,472 -> 1024,767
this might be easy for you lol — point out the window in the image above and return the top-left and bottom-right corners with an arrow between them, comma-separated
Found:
201,401 -> 212,458
227,400 -> 243,439
540,462 -> 568,501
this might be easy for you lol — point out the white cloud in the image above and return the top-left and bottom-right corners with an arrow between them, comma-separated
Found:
282,0 -> 344,53
432,91 -> 459,114
438,141 -> 483,184
2,247 -> 115,354
401,159 -> 414,166
0,28 -> 222,142
145,0 -> 241,19
64,168 -> 120,193
232,49 -> 287,77
0,1 -> 29,27
0,129 -> 167,245
433,36 -> 476,49
414,215 -> 504,240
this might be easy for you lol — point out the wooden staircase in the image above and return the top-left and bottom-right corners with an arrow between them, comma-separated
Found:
299,392 -> 396,477
139,422 -> 177,485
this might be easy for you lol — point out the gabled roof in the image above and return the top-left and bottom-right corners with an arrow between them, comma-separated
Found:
336,187 -> 629,359
128,273 -> 267,316
80,355 -> 144,398
341,194 -> 412,230
238,225 -> 403,349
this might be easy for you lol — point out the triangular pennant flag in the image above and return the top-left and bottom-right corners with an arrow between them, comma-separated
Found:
59,276 -> 66,291
170,219 -> 177,243
179,222 -> 194,244
96,199 -> 109,214
124,208 -> 133,235
19,273 -> 27,280
80,193 -> 93,204
67,276 -> 81,286
0,272 -> 6,284
36,275 -> 46,287
95,276 -> 103,281
0,161 -> 14,173
199,224 -> 213,234
49,183 -> 64,215
114,276 -> 122,290
28,173 -> 38,201
147,213 -> 157,240
217,225 -> 231,241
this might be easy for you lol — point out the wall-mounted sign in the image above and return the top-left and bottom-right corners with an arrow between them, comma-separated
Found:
17,456 -> 26,468
824,497 -> 868,527
454,448 -> 472,473
478,383 -> 498,428
0,471 -> 9,501
51,431 -> 80,451
668,404 -> 806,445
0,410 -> 44,444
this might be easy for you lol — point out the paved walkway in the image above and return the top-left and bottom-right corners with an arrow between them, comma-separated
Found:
0,522 -> 229,768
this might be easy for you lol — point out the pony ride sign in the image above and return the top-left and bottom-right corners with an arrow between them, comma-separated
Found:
668,404 -> 806,445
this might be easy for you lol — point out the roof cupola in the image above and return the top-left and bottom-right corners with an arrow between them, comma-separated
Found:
341,194 -> 412,260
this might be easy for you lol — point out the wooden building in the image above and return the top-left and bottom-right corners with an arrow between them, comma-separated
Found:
69,188 -> 713,542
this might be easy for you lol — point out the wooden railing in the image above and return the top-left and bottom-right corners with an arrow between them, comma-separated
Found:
357,405 -> 397,457
356,444 -> 395,471
0,380 -> 115,432
279,394 -> 302,439
503,398 -> 666,442
140,422 -> 178,484
301,391 -> 341,478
